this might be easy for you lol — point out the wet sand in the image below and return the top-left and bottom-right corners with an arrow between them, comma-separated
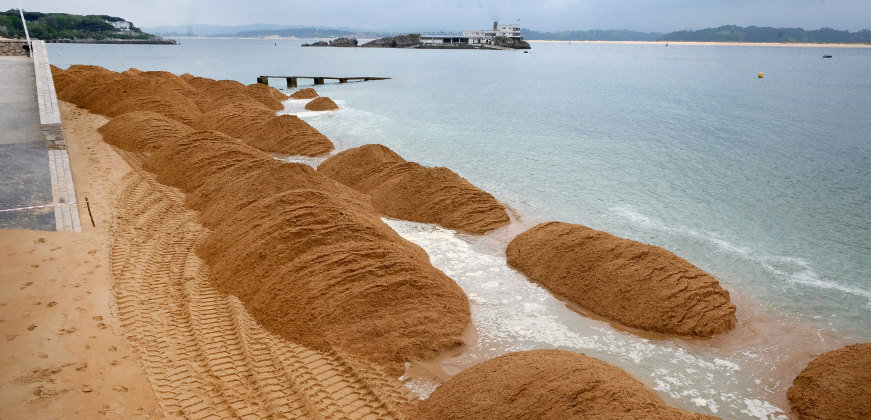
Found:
0,103 -> 161,419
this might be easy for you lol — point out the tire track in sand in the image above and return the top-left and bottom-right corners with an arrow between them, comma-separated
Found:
110,167 -> 410,419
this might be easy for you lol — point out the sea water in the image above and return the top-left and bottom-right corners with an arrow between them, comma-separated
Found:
48,39 -> 871,419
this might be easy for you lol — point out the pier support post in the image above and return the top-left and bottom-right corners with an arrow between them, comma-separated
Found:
256,76 -> 268,85
286,77 -> 297,88
339,78 -> 348,83
314,77 -> 324,85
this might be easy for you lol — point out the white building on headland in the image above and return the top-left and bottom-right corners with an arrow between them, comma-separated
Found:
420,21 -> 523,46
463,21 -> 522,45
107,20 -> 132,32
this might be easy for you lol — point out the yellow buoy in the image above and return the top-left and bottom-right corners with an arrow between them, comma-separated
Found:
758,72 -> 764,78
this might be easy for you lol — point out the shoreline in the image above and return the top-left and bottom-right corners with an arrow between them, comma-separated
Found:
528,39 -> 871,48
7,61 -> 862,418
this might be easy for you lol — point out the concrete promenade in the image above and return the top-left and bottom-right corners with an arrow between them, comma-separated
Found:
0,40 -> 81,232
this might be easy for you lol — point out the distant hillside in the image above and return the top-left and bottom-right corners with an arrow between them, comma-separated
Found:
0,9 -> 169,42
662,25 -> 871,43
234,28 -> 356,38
522,29 -> 661,41
143,23 -> 385,38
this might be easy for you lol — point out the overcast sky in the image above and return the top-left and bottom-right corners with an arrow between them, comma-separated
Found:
5,0 -> 870,32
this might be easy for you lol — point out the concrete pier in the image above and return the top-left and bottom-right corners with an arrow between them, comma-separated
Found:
0,40 -> 80,232
257,75 -> 390,87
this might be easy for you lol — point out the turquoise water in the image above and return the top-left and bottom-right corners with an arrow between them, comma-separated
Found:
49,39 -> 871,419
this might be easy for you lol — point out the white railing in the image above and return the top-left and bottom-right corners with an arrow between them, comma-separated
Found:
17,3 -> 32,57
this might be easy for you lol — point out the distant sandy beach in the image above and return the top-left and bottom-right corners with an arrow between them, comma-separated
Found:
528,39 -> 871,48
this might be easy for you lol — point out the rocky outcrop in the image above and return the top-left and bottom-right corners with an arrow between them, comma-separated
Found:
417,350 -> 717,419
301,37 -> 358,47
304,97 -> 339,111
787,343 -> 871,420
329,37 -> 357,47
362,34 -> 421,48
492,36 -> 531,49
318,144 -> 510,234
506,222 -> 737,336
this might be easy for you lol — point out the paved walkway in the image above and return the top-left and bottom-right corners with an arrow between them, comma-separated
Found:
0,41 -> 80,232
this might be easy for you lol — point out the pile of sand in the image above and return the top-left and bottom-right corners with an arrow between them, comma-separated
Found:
53,65 -> 332,157
192,103 -> 333,156
318,144 -> 510,234
53,66 -> 204,124
417,349 -> 716,419
182,75 -> 286,112
787,343 -> 871,419
242,114 -> 334,156
192,102 -> 275,138
305,96 -> 340,111
97,111 -> 194,152
290,88 -> 319,99
142,131 -> 470,374
506,222 -> 737,336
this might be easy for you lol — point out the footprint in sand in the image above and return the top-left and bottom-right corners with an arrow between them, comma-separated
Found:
92,316 -> 103,321
47,301 -> 57,307
26,324 -> 37,331
6,334 -> 18,341
80,384 -> 93,393
58,327 -> 77,335
112,385 -> 128,392
21,282 -> 33,290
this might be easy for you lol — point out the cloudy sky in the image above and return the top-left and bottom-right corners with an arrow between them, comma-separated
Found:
5,0 -> 870,32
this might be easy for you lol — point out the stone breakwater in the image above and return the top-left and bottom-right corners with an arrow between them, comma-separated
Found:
0,39 -> 29,56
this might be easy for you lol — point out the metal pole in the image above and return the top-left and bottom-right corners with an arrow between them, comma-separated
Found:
17,1 -> 32,57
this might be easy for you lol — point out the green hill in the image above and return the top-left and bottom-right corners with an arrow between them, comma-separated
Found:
662,25 -> 871,43
0,10 -> 168,42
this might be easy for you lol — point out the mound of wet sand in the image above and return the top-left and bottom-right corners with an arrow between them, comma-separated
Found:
97,111 -> 194,152
318,144 -> 510,234
290,88 -> 318,99
305,96 -> 339,111
192,103 -> 334,156
417,350 -> 717,419
52,66 -> 203,124
191,102 -> 275,138
506,222 -> 736,336
787,343 -> 871,420
53,66 -> 289,124
143,131 -> 470,374
242,114 -> 334,156
183,75 -> 285,112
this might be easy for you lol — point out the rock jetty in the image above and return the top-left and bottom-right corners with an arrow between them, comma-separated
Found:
301,37 -> 358,47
